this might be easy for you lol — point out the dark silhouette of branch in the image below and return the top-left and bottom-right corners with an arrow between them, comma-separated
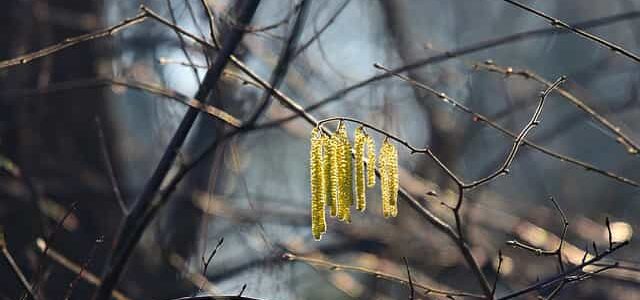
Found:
491,251 -> 503,298
244,0 -> 311,125
502,0 -> 640,64
93,2 -> 260,300
167,0 -> 202,85
0,230 -> 37,300
63,235 -> 103,300
497,241 -> 629,300
402,257 -> 415,300
199,0 -> 220,48
293,0 -> 351,58
35,238 -> 131,300
95,117 -> 128,215
31,202 -> 79,299
506,196 -> 570,297
0,11 -> 148,69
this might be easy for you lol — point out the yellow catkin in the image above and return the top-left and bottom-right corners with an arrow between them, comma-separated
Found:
379,139 -> 391,218
354,127 -> 366,212
336,121 -> 352,222
321,132 -> 334,217
387,139 -> 399,217
366,135 -> 376,188
379,138 -> 398,218
329,133 -> 340,217
310,127 -> 326,239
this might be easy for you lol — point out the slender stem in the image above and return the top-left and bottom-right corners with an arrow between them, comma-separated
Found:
375,63 -> 639,188
0,11 -> 148,69
285,253 -> 484,299
475,62 -> 640,155
498,241 -> 629,300
502,0 -> 640,64
0,231 -> 37,300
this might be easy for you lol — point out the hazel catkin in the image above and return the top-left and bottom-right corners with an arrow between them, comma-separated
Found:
366,135 -> 376,188
336,121 -> 352,222
379,138 -> 399,218
309,127 -> 326,239
354,126 -> 367,212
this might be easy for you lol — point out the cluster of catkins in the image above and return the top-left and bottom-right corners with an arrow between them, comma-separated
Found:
309,121 -> 399,240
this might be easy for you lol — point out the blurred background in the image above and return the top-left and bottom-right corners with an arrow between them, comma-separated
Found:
1,0 -> 639,299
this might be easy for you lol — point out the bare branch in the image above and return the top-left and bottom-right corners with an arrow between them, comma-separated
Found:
502,0 -> 640,64
284,253 -> 484,299
0,230 -> 37,300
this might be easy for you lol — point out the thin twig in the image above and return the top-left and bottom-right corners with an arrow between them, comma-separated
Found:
497,241 -> 629,300
0,11 -> 148,69
293,0 -> 350,58
502,0 -> 640,64
5,77 -> 242,128
268,10 -> 640,125
244,0 -> 311,125
35,239 -> 130,300
0,230 -> 37,300
95,117 -> 128,215
491,251 -> 503,298
475,62 -> 640,155
31,202 -> 79,299
167,0 -> 202,85
284,253 -> 484,299
463,76 -> 566,189
199,0 -> 220,48
63,236 -> 104,300
402,257 -> 415,300
374,63 -> 639,188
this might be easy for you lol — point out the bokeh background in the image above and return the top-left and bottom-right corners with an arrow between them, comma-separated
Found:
1,0 -> 639,299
